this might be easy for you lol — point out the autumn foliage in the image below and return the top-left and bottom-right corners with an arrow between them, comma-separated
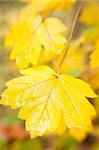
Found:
0,0 -> 99,142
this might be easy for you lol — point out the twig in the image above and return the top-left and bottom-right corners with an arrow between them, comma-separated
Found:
57,1 -> 84,75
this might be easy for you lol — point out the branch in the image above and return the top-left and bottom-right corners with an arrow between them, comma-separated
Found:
57,1 -> 84,75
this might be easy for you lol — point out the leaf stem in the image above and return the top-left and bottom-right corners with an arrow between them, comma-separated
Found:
57,1 -> 84,75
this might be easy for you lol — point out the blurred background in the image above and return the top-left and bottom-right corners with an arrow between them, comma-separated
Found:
0,0 -> 99,149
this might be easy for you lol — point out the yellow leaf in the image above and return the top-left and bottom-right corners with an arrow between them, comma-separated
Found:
90,39 -> 99,68
80,2 -> 99,25
5,15 -> 67,68
1,65 -> 96,139
20,0 -> 75,17
31,0 -> 76,13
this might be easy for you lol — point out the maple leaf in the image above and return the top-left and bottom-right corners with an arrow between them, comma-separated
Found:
1,66 -> 96,139
90,39 -> 99,68
5,15 -> 67,68
80,2 -> 99,25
